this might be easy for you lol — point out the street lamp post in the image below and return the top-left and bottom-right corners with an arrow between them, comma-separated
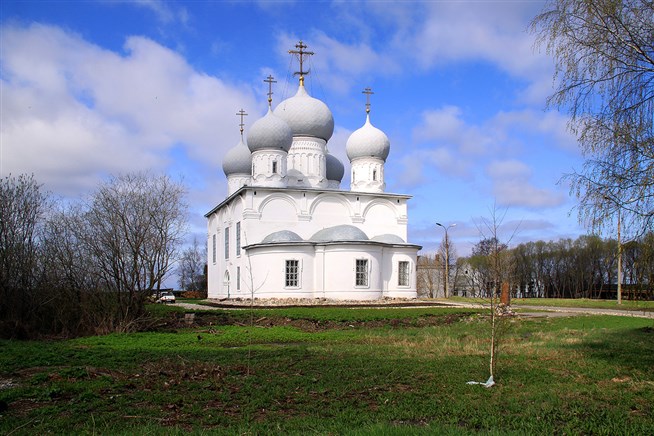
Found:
603,195 -> 627,305
436,222 -> 456,298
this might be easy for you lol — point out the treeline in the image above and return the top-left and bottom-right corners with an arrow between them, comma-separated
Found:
459,234 -> 654,300
0,173 -> 188,338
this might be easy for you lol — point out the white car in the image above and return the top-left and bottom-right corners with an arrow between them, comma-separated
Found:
157,291 -> 176,304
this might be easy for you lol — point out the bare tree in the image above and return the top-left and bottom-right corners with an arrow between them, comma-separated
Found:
0,174 -> 49,335
472,206 -> 519,386
82,172 -> 187,326
417,254 -> 441,298
178,237 -> 207,293
531,0 -> 654,235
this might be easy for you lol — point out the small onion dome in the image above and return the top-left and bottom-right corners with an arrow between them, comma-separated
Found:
222,137 -> 252,176
262,230 -> 304,244
247,108 -> 293,153
345,114 -> 390,162
311,224 -> 369,242
274,84 -> 334,141
371,234 -> 405,244
325,153 -> 345,182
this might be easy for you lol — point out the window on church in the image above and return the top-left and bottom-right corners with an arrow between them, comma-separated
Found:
398,261 -> 410,287
212,234 -> 216,264
272,161 -> 278,174
355,259 -> 369,287
285,260 -> 299,288
373,169 -> 377,181
236,266 -> 241,291
236,222 -> 241,256
224,227 -> 230,259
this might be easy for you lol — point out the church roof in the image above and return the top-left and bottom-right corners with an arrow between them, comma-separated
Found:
247,108 -> 293,152
262,230 -> 304,243
371,234 -> 406,244
222,137 -> 252,176
274,83 -> 334,142
311,224 -> 369,242
346,113 -> 390,162
325,152 -> 345,182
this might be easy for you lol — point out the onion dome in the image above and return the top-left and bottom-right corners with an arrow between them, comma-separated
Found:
247,108 -> 293,153
262,230 -> 304,244
325,153 -> 345,182
274,84 -> 334,141
222,137 -> 252,176
311,224 -> 369,242
345,114 -> 390,162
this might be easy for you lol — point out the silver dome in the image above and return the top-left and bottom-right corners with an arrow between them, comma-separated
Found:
325,153 -> 345,182
371,234 -> 405,244
261,230 -> 304,244
222,138 -> 252,176
247,108 -> 293,153
311,224 -> 369,242
274,84 -> 334,142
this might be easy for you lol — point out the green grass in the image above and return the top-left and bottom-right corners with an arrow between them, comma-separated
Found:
1,306 -> 653,434
448,296 -> 654,311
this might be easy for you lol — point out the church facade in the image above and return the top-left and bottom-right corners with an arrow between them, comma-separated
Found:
205,42 -> 421,300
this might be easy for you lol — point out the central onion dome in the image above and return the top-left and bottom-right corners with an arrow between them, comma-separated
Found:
274,84 -> 334,141
325,152 -> 345,182
222,137 -> 252,176
345,114 -> 390,162
247,108 -> 293,152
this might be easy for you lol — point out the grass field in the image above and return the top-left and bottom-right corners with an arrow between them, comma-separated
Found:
447,296 -> 654,312
1,305 -> 653,434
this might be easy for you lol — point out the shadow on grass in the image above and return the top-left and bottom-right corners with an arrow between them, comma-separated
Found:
564,323 -> 654,372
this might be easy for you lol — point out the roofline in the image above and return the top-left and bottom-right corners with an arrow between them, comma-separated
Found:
205,185 -> 413,217
244,240 -> 422,250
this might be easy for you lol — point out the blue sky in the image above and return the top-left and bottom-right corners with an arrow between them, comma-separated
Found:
1,0 -> 587,257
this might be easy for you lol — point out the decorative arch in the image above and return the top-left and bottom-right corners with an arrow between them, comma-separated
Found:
362,199 -> 399,224
258,193 -> 299,222
228,195 -> 245,218
309,193 -> 354,217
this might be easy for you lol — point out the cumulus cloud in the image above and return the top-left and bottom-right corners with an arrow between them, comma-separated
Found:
413,106 -> 494,156
487,159 -> 564,208
0,23 -> 258,198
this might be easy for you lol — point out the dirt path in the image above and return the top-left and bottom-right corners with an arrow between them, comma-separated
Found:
175,300 -> 654,319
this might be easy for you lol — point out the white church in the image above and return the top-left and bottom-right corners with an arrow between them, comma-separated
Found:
205,42 -> 421,300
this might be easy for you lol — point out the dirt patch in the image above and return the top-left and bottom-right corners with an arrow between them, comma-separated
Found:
147,311 -> 469,333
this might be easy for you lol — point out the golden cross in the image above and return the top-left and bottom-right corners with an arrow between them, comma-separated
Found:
264,75 -> 277,107
236,109 -> 248,136
289,40 -> 314,84
362,87 -> 374,114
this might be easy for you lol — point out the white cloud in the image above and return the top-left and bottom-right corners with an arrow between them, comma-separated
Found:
0,23 -> 258,198
275,31 -> 400,95
413,106 -> 493,156
486,159 -> 564,208
132,0 -> 189,26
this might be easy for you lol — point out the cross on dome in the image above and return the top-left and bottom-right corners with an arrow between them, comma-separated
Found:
362,87 -> 374,114
289,40 -> 314,86
264,75 -> 277,108
236,109 -> 248,136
